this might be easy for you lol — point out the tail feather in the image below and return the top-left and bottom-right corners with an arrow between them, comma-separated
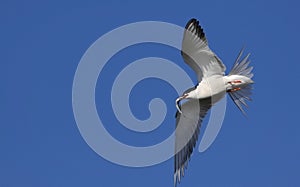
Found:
229,48 -> 253,79
229,84 -> 253,115
229,48 -> 254,115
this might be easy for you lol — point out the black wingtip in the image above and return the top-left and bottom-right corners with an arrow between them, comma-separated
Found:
185,18 -> 206,41
185,18 -> 197,29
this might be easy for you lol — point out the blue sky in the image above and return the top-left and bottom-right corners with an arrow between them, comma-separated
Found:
1,0 -> 300,186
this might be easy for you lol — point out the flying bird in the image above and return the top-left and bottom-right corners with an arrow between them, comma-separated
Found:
174,18 -> 254,186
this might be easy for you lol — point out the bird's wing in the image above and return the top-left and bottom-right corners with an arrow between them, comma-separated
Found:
181,18 -> 226,82
174,97 -> 212,186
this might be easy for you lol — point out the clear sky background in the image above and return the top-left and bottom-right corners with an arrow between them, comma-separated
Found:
1,0 -> 300,186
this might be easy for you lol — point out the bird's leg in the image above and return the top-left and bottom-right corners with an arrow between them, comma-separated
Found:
228,80 -> 242,84
227,80 -> 242,92
227,87 -> 241,92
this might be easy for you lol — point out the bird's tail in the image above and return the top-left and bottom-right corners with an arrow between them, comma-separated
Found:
228,48 -> 254,115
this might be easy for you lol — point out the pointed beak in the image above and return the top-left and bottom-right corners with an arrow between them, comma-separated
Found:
175,94 -> 188,113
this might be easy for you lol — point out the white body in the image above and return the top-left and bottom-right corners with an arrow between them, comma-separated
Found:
188,74 -> 253,101
174,18 -> 254,187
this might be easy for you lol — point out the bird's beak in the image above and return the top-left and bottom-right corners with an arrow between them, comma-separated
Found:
176,94 -> 188,114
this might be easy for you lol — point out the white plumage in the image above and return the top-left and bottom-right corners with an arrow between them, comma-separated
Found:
174,18 -> 254,186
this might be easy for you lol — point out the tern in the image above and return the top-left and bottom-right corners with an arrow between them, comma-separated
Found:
174,18 -> 254,186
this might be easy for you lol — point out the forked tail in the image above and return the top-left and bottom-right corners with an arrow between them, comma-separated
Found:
228,48 -> 254,115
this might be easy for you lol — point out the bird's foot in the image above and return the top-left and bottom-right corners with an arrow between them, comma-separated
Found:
228,80 -> 242,84
227,87 -> 241,92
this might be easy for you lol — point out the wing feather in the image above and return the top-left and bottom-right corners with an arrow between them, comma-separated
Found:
181,18 -> 226,81
174,97 -> 212,186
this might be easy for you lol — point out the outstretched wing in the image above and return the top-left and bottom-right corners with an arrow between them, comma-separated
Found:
174,97 -> 212,187
181,18 -> 226,82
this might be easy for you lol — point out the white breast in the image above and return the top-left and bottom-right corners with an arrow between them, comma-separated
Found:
195,75 -> 226,100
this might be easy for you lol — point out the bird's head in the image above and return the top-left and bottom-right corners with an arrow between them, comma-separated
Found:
183,86 -> 199,99
175,88 -> 197,113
